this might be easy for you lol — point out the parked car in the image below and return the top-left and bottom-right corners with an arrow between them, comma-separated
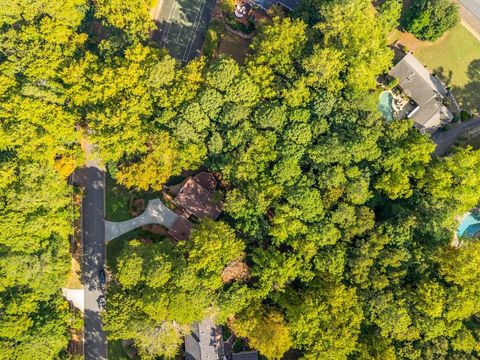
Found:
97,295 -> 106,310
98,268 -> 106,285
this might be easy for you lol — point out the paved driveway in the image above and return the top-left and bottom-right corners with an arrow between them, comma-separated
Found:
105,198 -> 179,241
431,118 -> 480,155
74,166 -> 107,360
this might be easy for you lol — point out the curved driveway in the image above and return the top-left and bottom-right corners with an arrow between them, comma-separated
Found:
105,199 -> 178,241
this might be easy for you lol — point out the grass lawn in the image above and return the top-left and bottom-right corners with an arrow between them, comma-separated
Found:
105,174 -> 137,267
413,24 -> 480,88
106,230 -> 142,269
105,175 -> 167,267
406,24 -> 480,113
105,174 -> 132,222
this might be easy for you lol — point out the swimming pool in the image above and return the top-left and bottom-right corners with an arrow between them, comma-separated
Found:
457,212 -> 480,238
378,91 -> 394,121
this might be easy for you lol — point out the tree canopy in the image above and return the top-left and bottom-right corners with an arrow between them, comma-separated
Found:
2,0 -> 480,359
0,0 -> 86,357
405,0 -> 459,41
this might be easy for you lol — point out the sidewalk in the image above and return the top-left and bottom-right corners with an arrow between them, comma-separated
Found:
456,0 -> 480,41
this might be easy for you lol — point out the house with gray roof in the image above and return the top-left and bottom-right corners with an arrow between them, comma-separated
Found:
247,0 -> 300,11
389,53 -> 454,133
184,318 -> 259,360
232,351 -> 259,360
185,318 -> 224,360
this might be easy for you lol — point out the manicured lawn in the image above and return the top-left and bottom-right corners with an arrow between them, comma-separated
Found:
105,174 -> 167,268
411,24 -> 480,113
105,175 -> 137,267
413,24 -> 480,88
106,230 -> 141,269
105,175 -> 132,222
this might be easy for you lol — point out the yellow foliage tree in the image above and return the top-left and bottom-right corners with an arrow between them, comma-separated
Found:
115,132 -> 206,191
230,305 -> 292,359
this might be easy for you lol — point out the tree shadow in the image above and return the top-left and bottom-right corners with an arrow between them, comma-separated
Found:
451,59 -> 480,115
432,66 -> 453,87
150,0 -> 217,62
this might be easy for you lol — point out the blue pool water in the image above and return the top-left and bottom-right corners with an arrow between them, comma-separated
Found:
457,213 -> 480,238
378,91 -> 394,121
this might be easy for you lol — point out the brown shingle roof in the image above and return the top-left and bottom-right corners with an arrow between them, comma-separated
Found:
168,216 -> 194,241
173,178 -> 222,220
193,172 -> 217,193
232,351 -> 259,360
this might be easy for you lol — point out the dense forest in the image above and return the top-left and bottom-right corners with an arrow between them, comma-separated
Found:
1,0 -> 479,359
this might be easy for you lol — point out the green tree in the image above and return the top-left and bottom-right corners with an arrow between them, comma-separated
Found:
250,17 -> 307,77
185,219 -> 246,290
405,0 -> 459,41
230,304 -> 292,359
279,284 -> 363,359
378,0 -> 403,32
116,132 -> 206,191
315,0 -> 393,92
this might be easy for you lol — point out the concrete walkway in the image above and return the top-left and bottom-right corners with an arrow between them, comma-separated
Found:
62,288 -> 85,312
105,199 -> 179,241
456,0 -> 480,40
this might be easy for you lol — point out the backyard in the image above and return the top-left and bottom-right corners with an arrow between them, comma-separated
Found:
398,24 -> 480,114
217,31 -> 252,63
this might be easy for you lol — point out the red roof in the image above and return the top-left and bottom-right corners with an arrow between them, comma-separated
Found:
173,178 -> 222,220
168,216 -> 194,241
193,172 -> 217,193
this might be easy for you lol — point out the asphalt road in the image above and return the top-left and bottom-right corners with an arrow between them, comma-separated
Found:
460,0 -> 480,20
75,166 -> 107,360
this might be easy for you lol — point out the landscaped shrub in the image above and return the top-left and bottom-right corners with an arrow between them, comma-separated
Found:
404,0 -> 459,41
224,14 -> 256,34
387,77 -> 399,89
204,28 -> 220,58
442,123 -> 453,131
461,110 -> 472,121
